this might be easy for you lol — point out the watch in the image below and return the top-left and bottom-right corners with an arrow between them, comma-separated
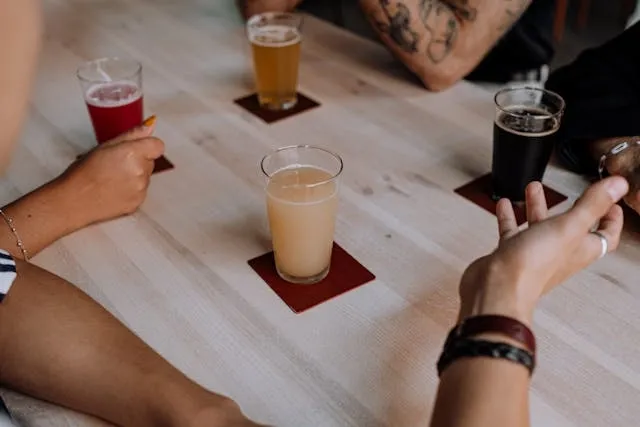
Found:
598,140 -> 640,179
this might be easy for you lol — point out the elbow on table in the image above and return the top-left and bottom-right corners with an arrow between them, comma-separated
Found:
418,68 -> 464,93
238,0 -> 297,20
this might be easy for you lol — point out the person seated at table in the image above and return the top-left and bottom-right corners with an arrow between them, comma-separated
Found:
430,177 -> 628,427
545,22 -> 640,216
239,0 -> 556,90
0,2 -> 264,426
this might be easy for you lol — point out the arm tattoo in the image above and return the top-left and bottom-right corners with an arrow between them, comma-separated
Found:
500,0 -> 529,30
372,0 -> 477,64
371,0 -> 420,53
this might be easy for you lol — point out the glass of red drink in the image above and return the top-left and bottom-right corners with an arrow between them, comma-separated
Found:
77,57 -> 144,144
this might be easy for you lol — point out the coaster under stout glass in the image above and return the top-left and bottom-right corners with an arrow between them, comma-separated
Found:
77,57 -> 144,144
247,12 -> 302,111
492,87 -> 565,201
261,146 -> 343,285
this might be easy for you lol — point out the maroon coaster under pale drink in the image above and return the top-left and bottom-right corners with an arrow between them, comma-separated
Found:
234,92 -> 320,124
248,243 -> 375,313
455,173 -> 568,226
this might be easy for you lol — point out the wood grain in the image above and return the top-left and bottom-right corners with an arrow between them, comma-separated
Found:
1,1 -> 639,426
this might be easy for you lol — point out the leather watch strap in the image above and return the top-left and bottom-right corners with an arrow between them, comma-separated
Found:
445,315 -> 536,353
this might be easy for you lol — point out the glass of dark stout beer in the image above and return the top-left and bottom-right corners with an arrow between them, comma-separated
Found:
492,87 -> 565,201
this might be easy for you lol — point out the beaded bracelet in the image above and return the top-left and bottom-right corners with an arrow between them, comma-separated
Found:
0,209 -> 29,261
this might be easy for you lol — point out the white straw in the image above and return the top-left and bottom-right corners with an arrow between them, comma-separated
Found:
96,59 -> 112,82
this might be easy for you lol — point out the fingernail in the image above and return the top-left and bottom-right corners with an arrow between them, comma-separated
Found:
527,181 -> 541,194
605,177 -> 629,200
143,115 -> 157,128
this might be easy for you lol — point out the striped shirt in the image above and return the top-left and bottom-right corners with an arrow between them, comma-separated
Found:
0,250 -> 17,425
0,250 -> 16,303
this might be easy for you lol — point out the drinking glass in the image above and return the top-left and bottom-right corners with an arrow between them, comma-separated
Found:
77,57 -> 144,144
247,13 -> 302,111
261,145 -> 343,284
492,87 -> 565,201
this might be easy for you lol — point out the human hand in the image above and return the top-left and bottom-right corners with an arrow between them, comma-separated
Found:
604,143 -> 640,215
458,177 -> 629,325
56,121 -> 164,228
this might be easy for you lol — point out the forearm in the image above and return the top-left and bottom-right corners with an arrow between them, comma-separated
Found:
0,0 -> 42,171
431,269 -> 533,427
431,355 -> 529,427
359,0 -> 531,91
0,178 -> 86,260
238,0 -> 302,19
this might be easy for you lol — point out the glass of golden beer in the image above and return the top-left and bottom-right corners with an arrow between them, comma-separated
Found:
261,146 -> 343,284
247,12 -> 302,111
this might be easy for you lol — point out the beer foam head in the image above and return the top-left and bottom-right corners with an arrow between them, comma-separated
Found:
249,25 -> 301,47
496,105 -> 560,136
85,81 -> 142,107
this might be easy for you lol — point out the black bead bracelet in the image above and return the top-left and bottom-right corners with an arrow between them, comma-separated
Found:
437,338 -> 536,377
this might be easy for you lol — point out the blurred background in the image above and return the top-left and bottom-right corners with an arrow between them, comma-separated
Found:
553,0 -> 633,68
226,0 -> 632,72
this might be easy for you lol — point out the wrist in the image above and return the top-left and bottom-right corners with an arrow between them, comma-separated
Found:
591,137 -> 639,168
458,288 -> 534,327
458,260 -> 536,326
45,176 -> 92,232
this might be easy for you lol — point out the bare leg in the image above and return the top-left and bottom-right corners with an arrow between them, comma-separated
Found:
0,261 -> 259,427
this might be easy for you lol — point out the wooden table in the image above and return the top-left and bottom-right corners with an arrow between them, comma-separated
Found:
2,1 -> 639,426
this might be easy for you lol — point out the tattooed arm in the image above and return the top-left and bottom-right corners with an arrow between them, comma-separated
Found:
360,0 -> 531,91
237,0 -> 302,19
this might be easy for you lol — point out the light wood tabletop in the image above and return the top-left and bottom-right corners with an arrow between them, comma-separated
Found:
2,1 -> 639,426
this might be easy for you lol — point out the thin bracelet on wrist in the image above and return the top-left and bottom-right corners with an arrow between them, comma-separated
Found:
598,140 -> 640,179
0,209 -> 29,261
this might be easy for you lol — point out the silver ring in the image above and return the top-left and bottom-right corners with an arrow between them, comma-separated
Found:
591,231 -> 609,259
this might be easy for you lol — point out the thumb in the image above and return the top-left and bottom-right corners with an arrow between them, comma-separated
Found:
103,115 -> 157,146
567,176 -> 629,235
127,137 -> 165,160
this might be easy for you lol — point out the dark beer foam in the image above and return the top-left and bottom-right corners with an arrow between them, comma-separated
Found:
496,106 -> 559,136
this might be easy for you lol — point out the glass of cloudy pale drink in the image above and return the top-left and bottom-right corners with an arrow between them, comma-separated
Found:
247,12 -> 302,111
77,58 -> 144,144
261,146 -> 343,285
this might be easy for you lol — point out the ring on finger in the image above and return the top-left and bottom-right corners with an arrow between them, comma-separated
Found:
590,230 -> 609,259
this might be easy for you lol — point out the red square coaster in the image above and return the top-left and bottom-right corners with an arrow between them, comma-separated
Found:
454,173 -> 568,226
234,92 -> 320,124
248,243 -> 376,313
152,155 -> 174,174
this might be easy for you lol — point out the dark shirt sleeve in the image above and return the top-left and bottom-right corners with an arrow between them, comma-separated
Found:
545,22 -> 640,175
